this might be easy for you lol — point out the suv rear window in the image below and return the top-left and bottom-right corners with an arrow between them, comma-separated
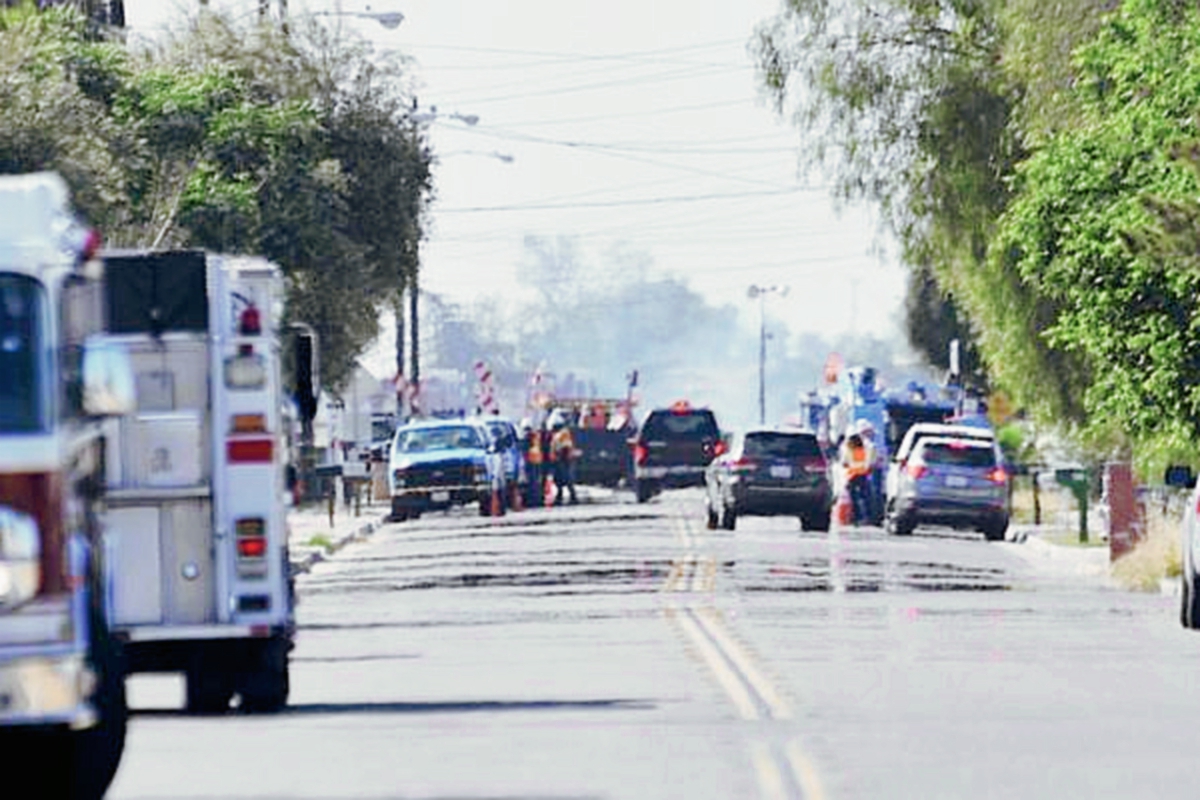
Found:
921,443 -> 996,468
744,433 -> 822,460
641,410 -> 718,440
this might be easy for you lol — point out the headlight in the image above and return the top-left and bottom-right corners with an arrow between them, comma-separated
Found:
0,507 -> 40,609
473,465 -> 488,483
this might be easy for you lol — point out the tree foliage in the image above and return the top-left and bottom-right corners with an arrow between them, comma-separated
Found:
0,1 -> 432,392
992,0 -> 1200,464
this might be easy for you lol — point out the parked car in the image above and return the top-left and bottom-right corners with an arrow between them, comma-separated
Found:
885,422 -> 1000,515
885,436 -> 1010,540
1166,465 -> 1200,628
388,418 -> 507,520
704,428 -> 833,531
630,401 -> 723,503
478,415 -> 527,507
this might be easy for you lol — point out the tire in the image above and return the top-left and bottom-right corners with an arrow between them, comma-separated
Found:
238,638 -> 290,713
805,508 -> 831,533
70,611 -> 128,800
720,504 -> 737,531
887,512 -> 914,537
635,481 -> 654,504
1183,570 -> 1200,630
981,514 -> 1009,542
186,665 -> 234,715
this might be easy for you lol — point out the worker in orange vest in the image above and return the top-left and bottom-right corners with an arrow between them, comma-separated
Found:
521,419 -> 544,508
840,433 -> 872,525
549,413 -> 579,506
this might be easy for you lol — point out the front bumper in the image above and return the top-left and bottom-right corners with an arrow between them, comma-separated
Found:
392,485 -> 489,511
0,651 -> 96,730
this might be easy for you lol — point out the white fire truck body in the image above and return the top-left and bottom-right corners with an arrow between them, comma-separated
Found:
100,250 -> 295,713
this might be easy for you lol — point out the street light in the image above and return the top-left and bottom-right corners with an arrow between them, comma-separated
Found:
411,105 -> 480,127
438,150 -> 515,163
747,284 -> 789,425
310,8 -> 404,28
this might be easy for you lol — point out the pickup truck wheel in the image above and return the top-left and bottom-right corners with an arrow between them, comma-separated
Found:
239,638 -> 290,713
70,611 -> 128,800
887,513 -> 914,537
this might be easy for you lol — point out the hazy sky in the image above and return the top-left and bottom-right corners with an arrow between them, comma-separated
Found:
124,0 -> 911,379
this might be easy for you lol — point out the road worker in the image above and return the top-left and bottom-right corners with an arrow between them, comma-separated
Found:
549,413 -> 579,506
856,419 -> 884,523
521,419 -> 544,508
840,432 -> 872,525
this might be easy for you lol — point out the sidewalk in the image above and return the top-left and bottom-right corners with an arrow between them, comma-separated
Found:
1006,523 -> 1113,583
287,498 -> 390,575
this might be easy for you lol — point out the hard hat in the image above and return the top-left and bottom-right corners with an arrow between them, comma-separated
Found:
519,418 -> 533,433
856,419 -> 874,434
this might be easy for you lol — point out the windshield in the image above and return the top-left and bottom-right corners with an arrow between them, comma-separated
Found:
642,411 -> 718,440
395,425 -> 484,453
920,442 -> 995,468
0,274 -> 48,433
744,433 -> 822,460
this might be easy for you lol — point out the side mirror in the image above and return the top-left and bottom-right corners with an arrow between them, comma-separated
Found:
1165,465 -> 1197,490
82,338 -> 135,417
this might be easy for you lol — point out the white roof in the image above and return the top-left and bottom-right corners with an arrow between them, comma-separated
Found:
906,422 -> 993,438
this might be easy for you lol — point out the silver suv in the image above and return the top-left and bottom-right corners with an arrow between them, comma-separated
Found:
885,436 -> 1010,540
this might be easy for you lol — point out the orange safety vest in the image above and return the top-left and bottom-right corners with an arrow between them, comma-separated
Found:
844,444 -> 871,479
551,427 -> 576,460
527,431 -> 543,465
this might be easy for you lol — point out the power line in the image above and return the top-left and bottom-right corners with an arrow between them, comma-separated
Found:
436,187 -> 812,213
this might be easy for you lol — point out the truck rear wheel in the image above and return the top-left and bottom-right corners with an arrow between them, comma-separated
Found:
186,665 -> 234,714
239,638 -> 290,713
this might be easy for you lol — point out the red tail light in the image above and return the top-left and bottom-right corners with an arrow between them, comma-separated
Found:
237,537 -> 267,558
713,440 -> 728,457
634,443 -> 648,466
732,457 -> 757,474
906,462 -> 928,479
988,467 -> 1008,484
228,438 -> 274,463
801,458 -> 826,474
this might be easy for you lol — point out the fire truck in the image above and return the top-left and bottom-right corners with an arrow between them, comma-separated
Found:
0,172 -> 134,797
98,249 -> 303,714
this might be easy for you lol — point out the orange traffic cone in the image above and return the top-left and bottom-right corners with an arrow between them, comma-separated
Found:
834,488 -> 853,528
490,485 -> 503,517
545,476 -> 556,508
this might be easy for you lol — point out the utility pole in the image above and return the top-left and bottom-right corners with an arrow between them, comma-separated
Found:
748,284 -> 788,425
410,278 -> 420,418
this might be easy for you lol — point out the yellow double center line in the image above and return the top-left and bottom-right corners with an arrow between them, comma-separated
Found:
662,510 -> 828,800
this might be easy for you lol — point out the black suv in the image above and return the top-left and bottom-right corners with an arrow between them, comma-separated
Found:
630,403 -> 723,502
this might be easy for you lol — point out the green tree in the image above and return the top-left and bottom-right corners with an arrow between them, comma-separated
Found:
992,0 -> 1200,467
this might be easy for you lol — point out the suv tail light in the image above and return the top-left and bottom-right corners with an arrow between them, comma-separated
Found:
731,457 -> 757,474
712,440 -> 728,457
906,462 -> 928,480
987,467 -> 1008,484
633,443 -> 648,466
801,457 -> 826,474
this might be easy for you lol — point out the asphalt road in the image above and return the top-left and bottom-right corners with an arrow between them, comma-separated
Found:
107,488 -> 1200,799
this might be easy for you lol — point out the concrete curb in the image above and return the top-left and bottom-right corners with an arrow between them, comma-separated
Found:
289,511 -> 389,576
1005,526 -> 1113,582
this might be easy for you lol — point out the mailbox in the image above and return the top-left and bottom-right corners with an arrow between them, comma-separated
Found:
1054,467 -> 1091,543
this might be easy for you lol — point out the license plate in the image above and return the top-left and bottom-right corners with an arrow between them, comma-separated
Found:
431,491 -> 450,503
770,465 -> 793,479
945,476 -> 968,488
